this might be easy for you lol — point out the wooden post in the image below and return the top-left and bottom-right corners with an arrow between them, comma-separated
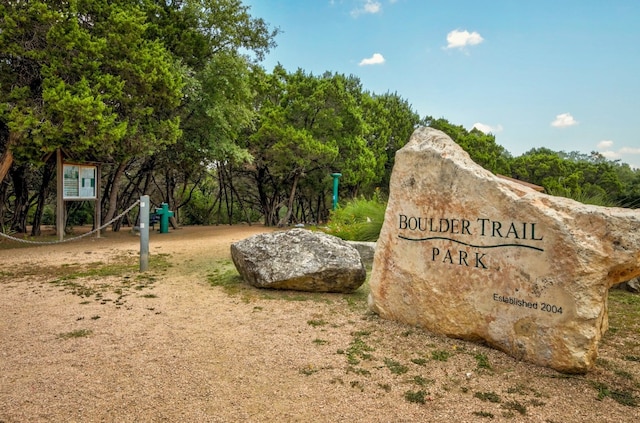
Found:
95,164 -> 101,238
56,149 -> 64,241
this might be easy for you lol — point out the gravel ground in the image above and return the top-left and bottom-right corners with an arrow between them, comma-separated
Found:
0,225 -> 638,422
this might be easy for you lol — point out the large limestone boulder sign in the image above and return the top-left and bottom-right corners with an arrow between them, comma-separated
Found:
231,228 -> 366,293
368,127 -> 640,373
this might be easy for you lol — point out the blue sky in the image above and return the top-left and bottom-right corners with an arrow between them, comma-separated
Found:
243,0 -> 640,168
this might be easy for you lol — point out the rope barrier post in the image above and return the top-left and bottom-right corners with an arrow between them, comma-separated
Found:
140,195 -> 150,272
0,199 -> 140,245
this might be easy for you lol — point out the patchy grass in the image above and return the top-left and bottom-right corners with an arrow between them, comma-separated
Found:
502,400 -> 527,415
4,228 -> 640,421
404,390 -> 428,404
337,330 -> 374,366
346,366 -> 371,376
605,290 -> 640,343
343,282 -> 370,312
383,357 -> 409,375
472,411 -> 495,419
378,383 -> 391,392
475,352 -> 492,370
307,319 -> 327,327
591,381 -> 638,407
431,349 -> 453,362
474,391 -> 502,403
204,261 -> 639,413
38,253 -> 169,308
206,261 -> 248,297
591,290 -> 640,407
57,329 -> 92,339
409,375 -> 433,387
299,365 -> 319,376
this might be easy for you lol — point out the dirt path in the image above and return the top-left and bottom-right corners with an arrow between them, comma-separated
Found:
0,225 -> 638,422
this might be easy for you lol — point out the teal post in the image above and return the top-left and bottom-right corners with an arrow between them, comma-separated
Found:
331,173 -> 342,210
155,203 -> 174,234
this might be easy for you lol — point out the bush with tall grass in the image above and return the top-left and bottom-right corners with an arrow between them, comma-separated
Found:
323,190 -> 387,242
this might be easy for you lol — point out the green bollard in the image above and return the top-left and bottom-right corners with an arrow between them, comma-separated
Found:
155,202 -> 174,233
331,173 -> 342,210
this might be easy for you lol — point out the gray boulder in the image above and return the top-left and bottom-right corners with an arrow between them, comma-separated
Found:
347,241 -> 377,266
613,277 -> 640,293
230,228 -> 366,293
626,277 -> 640,293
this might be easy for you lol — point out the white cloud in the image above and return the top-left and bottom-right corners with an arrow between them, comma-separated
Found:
599,150 -> 620,160
596,141 -> 640,167
359,53 -> 385,66
597,140 -> 614,149
620,146 -> 640,155
351,0 -> 382,17
445,29 -> 484,49
551,113 -> 578,128
473,122 -> 503,134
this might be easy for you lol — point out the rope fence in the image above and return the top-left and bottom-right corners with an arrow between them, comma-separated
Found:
0,200 -> 141,245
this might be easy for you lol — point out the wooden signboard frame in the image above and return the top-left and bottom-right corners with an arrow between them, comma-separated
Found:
56,149 -> 102,240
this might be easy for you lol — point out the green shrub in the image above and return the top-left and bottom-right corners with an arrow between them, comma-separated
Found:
323,190 -> 386,241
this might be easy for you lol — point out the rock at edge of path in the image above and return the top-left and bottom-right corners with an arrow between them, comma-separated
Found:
368,126 -> 640,373
231,228 -> 366,293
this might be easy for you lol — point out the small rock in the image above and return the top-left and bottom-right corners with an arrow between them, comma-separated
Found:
626,277 -> 640,293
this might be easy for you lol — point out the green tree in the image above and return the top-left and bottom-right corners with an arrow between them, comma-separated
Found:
360,91 -> 420,192
244,66 -> 383,226
510,147 -> 627,205
613,162 -> 640,208
143,0 -> 278,70
424,117 -> 511,175
138,0 -> 278,223
0,0 -> 185,230
1,0 -> 279,231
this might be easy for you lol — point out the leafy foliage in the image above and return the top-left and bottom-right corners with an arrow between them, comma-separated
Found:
323,191 -> 386,241
0,0 -> 183,164
1,1 -> 639,235
511,148 -> 627,205
425,117 -> 511,175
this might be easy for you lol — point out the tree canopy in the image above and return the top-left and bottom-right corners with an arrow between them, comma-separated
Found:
0,1 -> 638,235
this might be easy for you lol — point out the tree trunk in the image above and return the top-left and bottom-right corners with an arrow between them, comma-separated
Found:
10,164 -> 29,233
206,188 -> 221,224
0,149 -> 13,185
102,160 -> 128,228
0,178 -> 8,228
223,163 -> 252,226
277,173 -> 299,227
217,165 -> 233,225
255,166 -> 281,227
0,129 -> 18,184
31,158 -> 56,236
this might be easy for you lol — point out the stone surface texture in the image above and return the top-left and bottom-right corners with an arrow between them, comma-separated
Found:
368,127 -> 640,373
347,241 -> 377,266
625,277 -> 640,293
231,228 -> 366,293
